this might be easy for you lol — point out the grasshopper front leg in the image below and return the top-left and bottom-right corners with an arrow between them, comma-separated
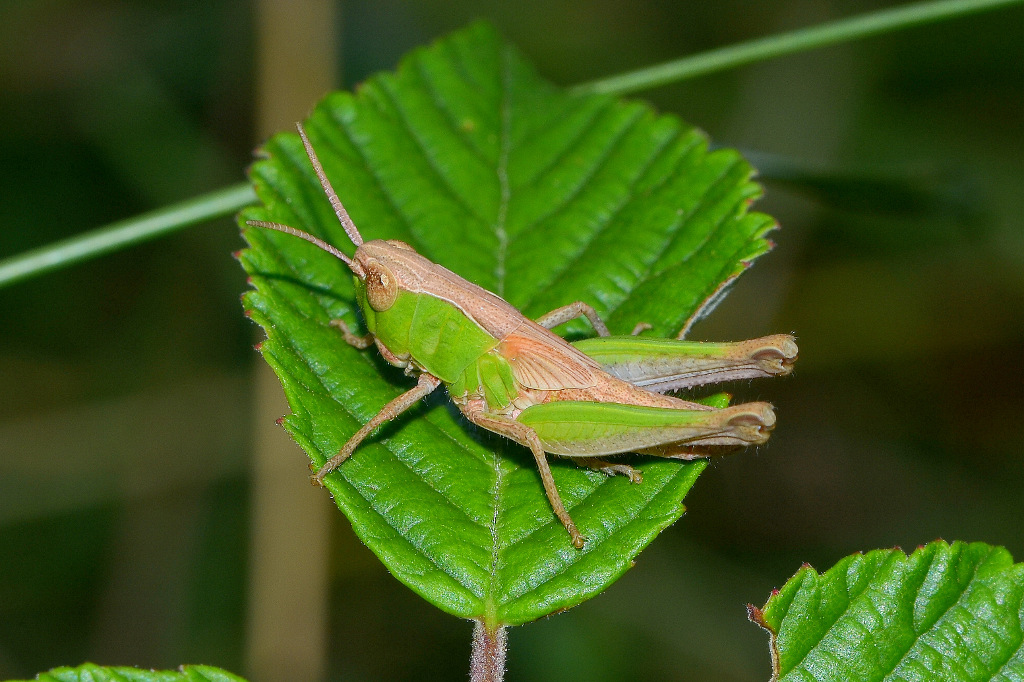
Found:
331,318 -> 411,369
312,372 -> 442,485
462,405 -> 586,549
329,318 -> 374,348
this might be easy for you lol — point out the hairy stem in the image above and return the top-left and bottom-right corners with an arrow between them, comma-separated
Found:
573,0 -> 1023,95
470,621 -> 507,682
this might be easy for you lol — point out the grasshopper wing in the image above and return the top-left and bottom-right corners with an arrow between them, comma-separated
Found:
572,334 -> 797,392
499,322 -> 601,390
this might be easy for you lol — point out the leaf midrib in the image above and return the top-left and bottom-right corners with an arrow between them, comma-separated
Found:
493,44 -> 512,298
485,42 -> 514,622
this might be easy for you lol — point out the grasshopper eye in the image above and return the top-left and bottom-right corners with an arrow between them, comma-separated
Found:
364,259 -> 399,312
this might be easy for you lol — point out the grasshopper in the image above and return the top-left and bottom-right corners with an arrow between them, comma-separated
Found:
247,124 -> 797,549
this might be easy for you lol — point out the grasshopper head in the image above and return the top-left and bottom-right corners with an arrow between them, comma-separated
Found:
349,239 -> 435,313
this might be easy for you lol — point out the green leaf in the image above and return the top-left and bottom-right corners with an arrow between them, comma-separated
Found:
13,663 -> 246,682
750,541 -> 1024,681
238,21 -> 775,627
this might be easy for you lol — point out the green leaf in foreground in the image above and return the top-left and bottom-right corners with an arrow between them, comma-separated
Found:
750,541 -> 1024,681
12,663 -> 246,682
238,21 -> 775,627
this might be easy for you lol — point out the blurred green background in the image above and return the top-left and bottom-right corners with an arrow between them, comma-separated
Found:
1,1 -> 1022,680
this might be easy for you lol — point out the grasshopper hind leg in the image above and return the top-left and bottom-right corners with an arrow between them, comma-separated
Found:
462,408 -> 586,549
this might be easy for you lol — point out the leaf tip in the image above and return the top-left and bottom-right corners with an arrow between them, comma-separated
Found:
747,603 -> 771,631
275,416 -> 286,426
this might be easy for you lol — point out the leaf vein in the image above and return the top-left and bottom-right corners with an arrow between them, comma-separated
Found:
783,552 -> 904,676
877,550 -> 985,681
376,76 -> 492,225
498,471 -> 614,552
507,104 -> 649,264
518,124 -> 693,315
501,465 -> 683,604
412,58 -> 493,165
258,275 -> 496,546
512,98 -> 617,191
493,45 -> 513,295
603,156 -> 750,330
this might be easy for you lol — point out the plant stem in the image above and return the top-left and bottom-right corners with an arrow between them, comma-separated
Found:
470,621 -> 507,682
572,0 -> 1023,95
0,182 -> 256,290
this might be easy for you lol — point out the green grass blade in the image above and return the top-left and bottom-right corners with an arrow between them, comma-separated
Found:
0,183 -> 255,290
238,21 -> 777,627
574,0 -> 1024,95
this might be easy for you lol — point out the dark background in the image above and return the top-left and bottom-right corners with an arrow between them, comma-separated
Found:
1,1 -> 1022,680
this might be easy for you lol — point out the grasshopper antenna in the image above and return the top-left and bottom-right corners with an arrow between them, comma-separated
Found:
245,219 -> 363,276
297,123 -> 363,247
